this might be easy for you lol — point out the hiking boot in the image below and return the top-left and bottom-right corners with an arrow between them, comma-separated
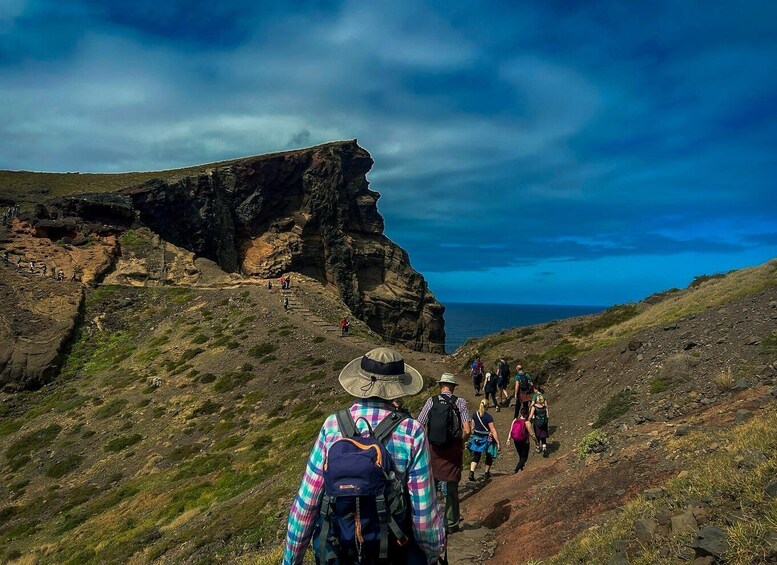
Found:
536,446 -> 542,453
542,444 -> 547,452
468,472 -> 475,482
495,406 -> 500,412
484,471 -> 491,480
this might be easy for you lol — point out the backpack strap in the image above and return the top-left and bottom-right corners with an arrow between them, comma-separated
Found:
335,408 -> 358,438
373,410 -> 410,446
318,495 -> 337,562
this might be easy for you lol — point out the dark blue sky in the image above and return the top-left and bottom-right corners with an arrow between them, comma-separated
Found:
1,0 -> 776,305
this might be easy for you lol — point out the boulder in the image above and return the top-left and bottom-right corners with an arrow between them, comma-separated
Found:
690,525 -> 728,560
634,517 -> 657,543
671,510 -> 697,534
765,478 -> 777,499
734,409 -> 752,422
732,378 -> 749,392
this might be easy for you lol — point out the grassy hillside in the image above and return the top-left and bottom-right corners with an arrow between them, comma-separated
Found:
0,279 -> 438,564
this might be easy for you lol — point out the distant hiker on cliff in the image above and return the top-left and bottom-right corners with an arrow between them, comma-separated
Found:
483,371 -> 499,412
514,365 -> 533,417
280,276 -> 286,289
283,296 -> 289,311
268,280 -> 273,290
282,347 -> 445,565
467,399 -> 500,481
41,264 -> 47,277
2,250 -> 8,263
509,406 -> 535,473
57,270 -> 64,281
340,316 -> 350,337
471,356 -> 485,395
29,260 -> 35,273
16,257 -> 22,269
418,373 -> 471,534
496,356 -> 511,406
529,392 -> 549,455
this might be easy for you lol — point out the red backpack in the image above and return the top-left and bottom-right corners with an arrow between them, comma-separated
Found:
510,418 -> 529,442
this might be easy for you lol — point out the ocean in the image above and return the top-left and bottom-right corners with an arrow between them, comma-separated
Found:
443,302 -> 605,353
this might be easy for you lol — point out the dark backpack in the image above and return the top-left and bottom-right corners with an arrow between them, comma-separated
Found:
519,373 -> 531,392
426,394 -> 462,447
498,361 -> 510,378
533,406 -> 548,427
317,409 -> 411,563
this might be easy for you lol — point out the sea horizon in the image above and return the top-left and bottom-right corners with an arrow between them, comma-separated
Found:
443,301 -> 605,353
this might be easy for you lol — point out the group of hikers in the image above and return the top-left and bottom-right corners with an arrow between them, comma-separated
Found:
2,204 -> 20,226
2,250 -> 78,282
282,347 -> 551,565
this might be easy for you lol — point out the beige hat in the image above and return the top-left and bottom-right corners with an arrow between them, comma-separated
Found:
338,347 -> 423,400
438,373 -> 458,386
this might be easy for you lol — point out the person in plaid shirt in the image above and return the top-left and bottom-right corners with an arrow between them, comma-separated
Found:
283,347 -> 445,565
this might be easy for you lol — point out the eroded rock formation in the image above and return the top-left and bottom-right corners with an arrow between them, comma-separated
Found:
118,141 -> 445,352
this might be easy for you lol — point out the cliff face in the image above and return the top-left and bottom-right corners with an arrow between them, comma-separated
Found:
120,141 -> 445,352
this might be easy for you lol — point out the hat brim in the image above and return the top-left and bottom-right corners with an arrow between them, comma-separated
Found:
338,356 -> 424,400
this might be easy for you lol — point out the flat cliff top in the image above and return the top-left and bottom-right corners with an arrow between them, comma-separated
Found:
0,140 -> 359,207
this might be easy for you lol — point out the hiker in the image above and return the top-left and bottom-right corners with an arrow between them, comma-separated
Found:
41,264 -> 47,277
268,280 -> 273,290
483,371 -> 499,412
283,296 -> 289,311
417,373 -> 471,534
496,356 -> 511,406
29,260 -> 35,273
280,276 -> 286,289
509,406 -> 535,473
57,270 -> 64,281
2,250 -> 8,263
470,355 -> 485,395
70,270 -> 78,282
282,347 -> 445,565
16,257 -> 22,269
467,399 -> 500,481
529,391 -> 550,455
340,316 -> 350,337
513,365 -> 533,418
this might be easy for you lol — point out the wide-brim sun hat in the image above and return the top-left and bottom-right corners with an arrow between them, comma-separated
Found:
438,372 -> 458,386
338,347 -> 423,400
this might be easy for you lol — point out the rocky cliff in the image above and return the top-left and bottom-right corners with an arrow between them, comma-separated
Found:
118,140 -> 445,352
0,140 -> 444,389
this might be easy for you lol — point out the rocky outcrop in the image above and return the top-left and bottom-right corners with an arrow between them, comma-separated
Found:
118,140 -> 445,351
0,266 -> 83,391
30,141 -> 445,351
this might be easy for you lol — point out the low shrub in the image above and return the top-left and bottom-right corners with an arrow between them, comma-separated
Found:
46,454 -> 85,478
578,430 -> 609,460
188,400 -> 222,419
104,434 -> 143,453
6,424 -> 62,459
95,398 -> 128,419
248,343 -> 278,358
714,366 -> 735,391
649,377 -> 671,394
592,389 -> 635,428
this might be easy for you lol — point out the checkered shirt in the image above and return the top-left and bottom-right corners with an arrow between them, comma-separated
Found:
282,399 -> 445,565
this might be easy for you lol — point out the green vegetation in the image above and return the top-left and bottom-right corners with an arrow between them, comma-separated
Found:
577,430 -> 609,460
104,434 -> 143,453
571,304 -> 641,337
547,408 -> 777,565
248,343 -> 278,359
312,336 -> 326,343
118,230 -> 154,255
6,423 -> 62,459
188,400 -> 222,419
649,377 -> 671,394
213,371 -> 254,393
592,389 -> 635,428
761,332 -> 777,354
46,454 -> 85,478
95,398 -> 129,419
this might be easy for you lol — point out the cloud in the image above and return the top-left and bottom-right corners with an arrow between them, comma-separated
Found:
0,0 -> 776,303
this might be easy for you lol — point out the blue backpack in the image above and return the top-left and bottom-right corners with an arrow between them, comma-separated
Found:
317,409 -> 412,563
